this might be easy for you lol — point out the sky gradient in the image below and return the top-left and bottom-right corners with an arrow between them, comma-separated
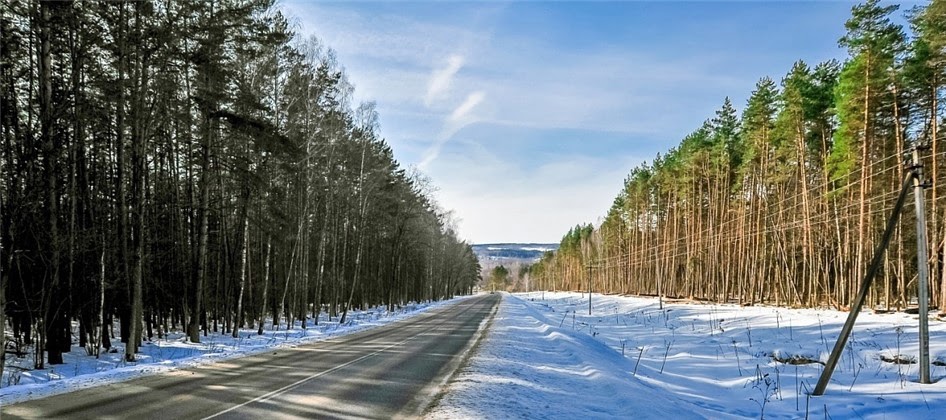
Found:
280,0 -> 916,244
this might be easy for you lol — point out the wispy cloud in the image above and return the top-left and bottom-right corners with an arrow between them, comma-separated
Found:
447,91 -> 485,124
419,91 -> 487,170
425,55 -> 465,107
281,0 -> 848,242
280,2 -> 488,109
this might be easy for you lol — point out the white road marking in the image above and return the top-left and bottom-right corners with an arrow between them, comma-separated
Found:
201,322 -> 433,419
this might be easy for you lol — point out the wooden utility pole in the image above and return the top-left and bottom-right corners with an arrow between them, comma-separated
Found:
912,148 -> 931,384
815,149 -> 935,395
814,173 -> 914,396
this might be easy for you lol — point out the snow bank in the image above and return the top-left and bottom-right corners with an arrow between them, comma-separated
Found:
427,294 -> 716,419
430,292 -> 946,419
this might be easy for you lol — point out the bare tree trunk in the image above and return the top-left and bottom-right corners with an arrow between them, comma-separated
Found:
39,0 -> 65,367
189,114 -> 210,343
313,204 -> 330,326
856,56 -> 875,308
0,201 -> 5,379
298,221 -> 310,329
932,76 -> 945,311
97,239 -> 106,357
112,0 -> 133,350
257,236 -> 271,335
341,134 -> 371,324
277,205 -> 304,328
126,2 -> 150,361
233,217 -> 248,338
892,84 -> 907,310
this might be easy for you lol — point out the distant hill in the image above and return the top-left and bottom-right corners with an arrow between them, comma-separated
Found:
472,243 -> 558,264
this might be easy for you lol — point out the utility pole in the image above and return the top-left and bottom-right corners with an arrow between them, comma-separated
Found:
912,147 -> 931,384
815,148 -> 935,395
814,173 -> 914,396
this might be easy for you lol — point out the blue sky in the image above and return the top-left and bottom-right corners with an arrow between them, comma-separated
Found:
280,0 -> 919,244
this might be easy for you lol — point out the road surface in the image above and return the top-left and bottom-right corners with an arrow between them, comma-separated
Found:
1,294 -> 499,419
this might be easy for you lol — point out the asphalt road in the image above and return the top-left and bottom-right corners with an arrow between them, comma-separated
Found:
1,294 -> 500,420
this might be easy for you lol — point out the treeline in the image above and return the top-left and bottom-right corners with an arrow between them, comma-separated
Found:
530,0 -> 946,312
0,0 -> 480,374
481,263 -> 531,292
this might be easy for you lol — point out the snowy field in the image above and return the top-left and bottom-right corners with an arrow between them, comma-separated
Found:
428,292 -> 946,419
0,297 -> 469,405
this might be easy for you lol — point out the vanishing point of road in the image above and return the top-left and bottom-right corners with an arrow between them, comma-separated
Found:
2,293 -> 500,419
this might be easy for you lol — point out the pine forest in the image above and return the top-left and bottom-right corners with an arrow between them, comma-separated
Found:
530,0 -> 946,314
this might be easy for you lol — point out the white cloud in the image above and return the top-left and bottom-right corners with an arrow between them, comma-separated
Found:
419,91 -> 487,170
280,2 -> 488,110
280,1 -> 746,243
448,91 -> 485,124
425,55 -> 465,106
282,1 -> 729,143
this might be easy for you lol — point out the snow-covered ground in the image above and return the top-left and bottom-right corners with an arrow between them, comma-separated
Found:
428,292 -> 946,419
1,297 -> 469,405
